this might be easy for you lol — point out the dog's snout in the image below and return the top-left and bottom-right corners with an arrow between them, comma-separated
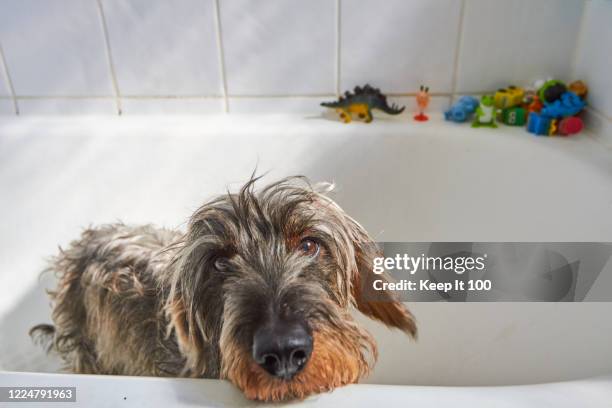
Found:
252,321 -> 313,380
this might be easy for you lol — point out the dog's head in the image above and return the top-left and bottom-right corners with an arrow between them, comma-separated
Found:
165,177 -> 416,401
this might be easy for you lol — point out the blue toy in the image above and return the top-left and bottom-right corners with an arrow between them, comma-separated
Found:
541,91 -> 586,118
444,96 -> 479,123
527,112 -> 552,136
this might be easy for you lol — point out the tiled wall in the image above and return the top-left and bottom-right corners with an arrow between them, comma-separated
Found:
574,0 -> 612,145
0,0 -> 587,115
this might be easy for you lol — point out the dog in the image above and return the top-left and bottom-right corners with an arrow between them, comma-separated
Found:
31,176 -> 416,401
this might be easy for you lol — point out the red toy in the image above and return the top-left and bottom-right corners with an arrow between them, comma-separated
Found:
558,117 -> 583,136
414,85 -> 430,121
526,95 -> 543,114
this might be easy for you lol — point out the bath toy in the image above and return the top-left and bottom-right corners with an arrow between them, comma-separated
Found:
494,86 -> 524,109
526,95 -> 543,115
472,95 -> 497,128
549,119 -> 558,136
414,85 -> 430,122
533,78 -> 549,90
501,106 -> 527,126
569,80 -> 588,99
523,89 -> 537,105
444,96 -> 478,123
527,112 -> 552,135
522,83 -> 540,105
538,80 -> 567,104
540,91 -> 586,118
321,84 -> 405,123
527,113 -> 583,137
558,116 -> 583,136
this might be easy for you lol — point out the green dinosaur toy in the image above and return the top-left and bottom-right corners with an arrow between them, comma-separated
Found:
472,95 -> 498,128
321,84 -> 405,123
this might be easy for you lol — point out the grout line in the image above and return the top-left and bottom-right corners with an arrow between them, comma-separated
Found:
335,0 -> 341,97
0,41 -> 19,115
123,95 -> 223,99
225,92 -> 468,98
213,0 -> 229,113
8,95 -> 224,100
449,0 -> 466,101
570,0 -> 589,80
229,94 -> 335,99
95,0 -> 122,115
14,95 -> 116,100
0,92 -> 503,100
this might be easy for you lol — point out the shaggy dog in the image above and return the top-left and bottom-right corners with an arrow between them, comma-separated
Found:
31,176 -> 416,401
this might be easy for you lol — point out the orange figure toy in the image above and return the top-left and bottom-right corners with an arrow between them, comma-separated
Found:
414,85 -> 430,121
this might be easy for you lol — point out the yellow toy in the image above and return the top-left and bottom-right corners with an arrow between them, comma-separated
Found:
494,86 -> 524,109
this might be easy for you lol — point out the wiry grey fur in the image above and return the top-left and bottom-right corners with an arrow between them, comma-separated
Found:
31,176 -> 416,401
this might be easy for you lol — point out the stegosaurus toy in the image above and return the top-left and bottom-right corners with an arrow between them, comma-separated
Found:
321,84 -> 405,123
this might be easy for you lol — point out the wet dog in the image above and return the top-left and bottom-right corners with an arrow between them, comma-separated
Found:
31,176 -> 416,401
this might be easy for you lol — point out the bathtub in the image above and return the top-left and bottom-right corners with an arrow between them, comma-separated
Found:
1,113 -> 612,404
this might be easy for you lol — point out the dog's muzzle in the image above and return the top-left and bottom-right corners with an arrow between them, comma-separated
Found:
252,319 -> 313,380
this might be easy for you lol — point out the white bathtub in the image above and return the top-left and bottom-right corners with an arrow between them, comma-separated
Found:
1,114 -> 611,403
1,371 -> 611,407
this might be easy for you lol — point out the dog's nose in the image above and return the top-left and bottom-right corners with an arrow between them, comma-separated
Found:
252,321 -> 313,380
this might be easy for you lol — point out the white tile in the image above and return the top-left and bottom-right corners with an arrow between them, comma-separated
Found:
0,98 -> 15,115
0,0 -> 114,96
341,0 -> 461,94
228,97 -> 324,113
120,98 -> 224,114
220,0 -> 335,95
101,0 -> 222,96
574,0 -> 612,119
456,0 -> 584,93
18,99 -> 117,115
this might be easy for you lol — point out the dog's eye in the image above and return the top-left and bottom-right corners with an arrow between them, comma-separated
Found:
298,238 -> 319,257
214,257 -> 230,271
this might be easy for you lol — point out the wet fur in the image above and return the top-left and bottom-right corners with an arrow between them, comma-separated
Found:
31,176 -> 416,401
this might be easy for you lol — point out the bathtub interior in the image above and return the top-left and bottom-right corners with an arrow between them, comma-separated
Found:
1,113 -> 612,387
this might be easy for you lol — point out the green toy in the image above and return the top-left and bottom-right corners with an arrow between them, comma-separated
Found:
321,84 -> 405,123
538,80 -> 567,104
472,95 -> 497,128
502,106 -> 527,126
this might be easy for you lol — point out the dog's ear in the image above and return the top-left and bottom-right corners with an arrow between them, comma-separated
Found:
166,290 -> 208,375
164,210 -> 225,376
346,218 -> 417,338
310,186 -> 417,338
